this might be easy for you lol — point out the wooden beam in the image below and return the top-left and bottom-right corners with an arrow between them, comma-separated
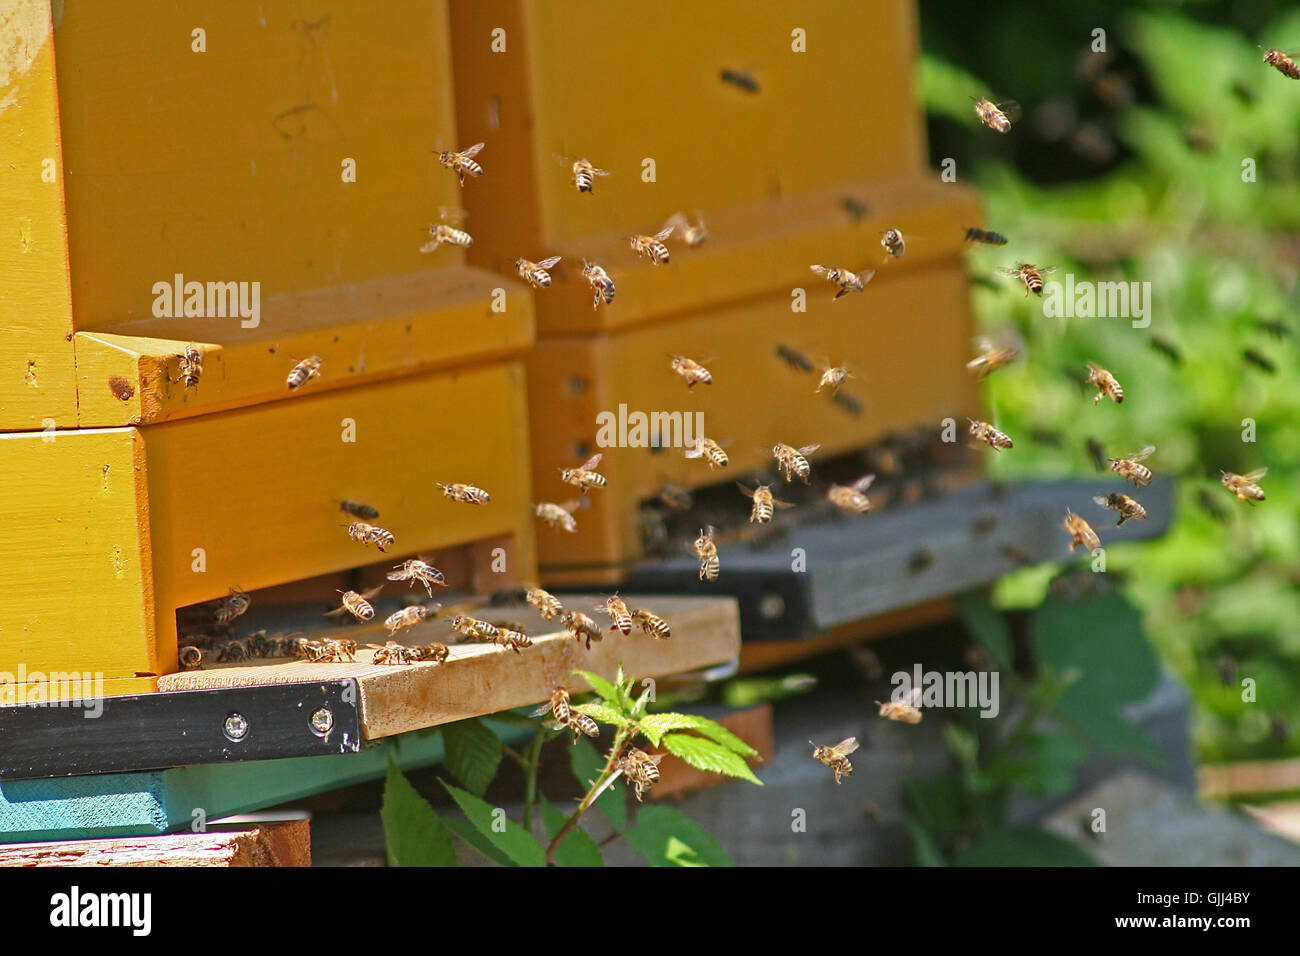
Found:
0,819 -> 310,866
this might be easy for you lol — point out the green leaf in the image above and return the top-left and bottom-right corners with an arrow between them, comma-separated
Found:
574,702 -> 632,728
575,669 -> 619,704
637,712 -> 759,757
622,805 -> 731,867
1032,589 -> 1159,709
444,817 -> 513,867
955,589 -> 1014,669
379,759 -> 457,867
540,795 -> 604,867
904,817 -> 948,867
440,780 -> 546,867
486,709 -> 544,729
954,827 -> 1100,867
569,736 -> 627,830
440,718 -> 503,797
661,733 -> 763,785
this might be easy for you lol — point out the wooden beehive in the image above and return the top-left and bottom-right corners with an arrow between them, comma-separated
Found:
448,0 -> 983,583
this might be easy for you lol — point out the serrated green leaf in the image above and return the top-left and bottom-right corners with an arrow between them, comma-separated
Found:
441,718 -> 503,797
441,780 -> 546,867
444,817 -> 513,867
636,713 -> 758,757
379,759 -> 457,867
575,669 -> 619,704
622,805 -> 731,867
540,795 -> 604,867
574,701 -> 632,728
569,736 -> 627,830
661,732 -> 763,785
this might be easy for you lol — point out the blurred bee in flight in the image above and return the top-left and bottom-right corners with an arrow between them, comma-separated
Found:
971,96 -> 1020,133
968,419 -> 1013,451
878,687 -> 923,723
1086,361 -> 1124,404
810,263 -> 874,299
340,500 -> 380,520
286,355 -> 322,391
815,362 -> 853,394
665,211 -> 709,247
526,587 -> 564,621
420,207 -> 474,254
629,225 -> 674,264
437,142 -> 485,185
534,499 -> 585,533
562,610 -> 602,650
997,263 -> 1057,296
1063,510 -> 1101,553
1220,468 -> 1267,503
966,336 -> 1017,380
515,255 -> 563,289
1094,493 -> 1146,527
669,354 -> 713,388
828,474 -> 876,515
880,228 -> 906,259
964,227 -> 1008,245
436,482 -> 491,504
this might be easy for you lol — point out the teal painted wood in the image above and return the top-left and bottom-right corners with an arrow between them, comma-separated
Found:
0,720 -> 531,843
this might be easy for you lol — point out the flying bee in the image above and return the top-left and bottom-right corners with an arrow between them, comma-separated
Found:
420,207 -> 474,253
515,255 -> 562,289
772,442 -> 820,483
719,67 -> 760,93
684,435 -> 729,469
880,227 -> 906,259
972,96 -> 1020,133
526,587 -> 565,620
339,500 -> 380,520
562,156 -> 612,193
385,604 -> 437,636
449,615 -> 500,641
631,607 -> 671,640
809,264 -> 874,299
213,587 -> 251,626
831,391 -> 864,417
1094,493 -> 1146,527
347,520 -> 395,552
1221,468 -> 1267,503
487,626 -> 532,654
618,747 -> 665,801
436,482 -> 491,504
178,344 -> 203,389
815,363 -> 852,394
669,354 -> 713,388
1086,361 -> 1124,404
1262,48 -> 1300,79
996,263 -> 1057,296
179,645 -> 204,670
737,481 -> 793,524
1109,445 -> 1155,487
534,499 -> 584,533
629,225 -> 674,264
387,559 -> 446,597
560,453 -> 608,493
437,142 -> 485,185
827,474 -> 876,515
1085,437 -> 1107,472
776,344 -> 815,373
964,227 -> 1008,245
327,586 -> 383,622
656,481 -> 693,511
968,419 -> 1013,451
532,688 -> 600,742
580,260 -> 616,309
596,594 -> 633,635
877,687 -> 923,724
811,737 -> 859,784
286,355 -> 322,390
562,610 -> 602,650
664,211 -> 709,247
1063,509 -> 1101,553
966,337 -> 1017,380
694,526 -> 720,581
1254,317 -> 1292,339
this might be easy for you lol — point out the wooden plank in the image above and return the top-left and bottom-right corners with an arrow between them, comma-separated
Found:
73,267 -> 535,426
158,594 -> 742,739
0,819 -> 311,866
1199,758 -> 1300,800
0,0 -> 79,428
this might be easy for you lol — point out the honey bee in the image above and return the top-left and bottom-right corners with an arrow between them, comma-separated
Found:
655,481 -> 693,511
411,642 -> 450,664
562,610 -> 602,650
387,559 -> 446,597
581,260 -> 616,309
293,639 -> 330,663
286,355 -> 322,391
515,255 -> 563,289
827,474 -> 876,515
737,481 -> 793,524
629,225 -> 674,264
559,453 -> 608,493
877,687 -> 923,723
534,499 -> 583,533
880,227 -> 906,259
323,638 -> 358,663
810,737 -> 859,784
964,227 -> 1008,245
385,604 -> 438,636
719,67 -> 760,94
665,211 -> 709,247
972,97 -> 1020,133
561,156 -> 612,193
631,607 -> 671,640
420,219 -> 474,254
489,626 -> 533,654
669,354 -> 713,388
776,344 -> 815,373
526,587 -> 565,620
327,586 -> 383,622
339,500 -> 380,520
809,264 -> 875,299
596,594 -> 633,635
965,337 -> 1017,380
178,345 -> 203,390
618,747 -> 665,801
347,520 -> 395,552
1220,468 -> 1267,503
436,482 -> 491,504
694,526 -> 720,581
437,142 -> 485,185
1109,445 -> 1155,487
772,442 -> 820,483
179,645 -> 204,669
1063,509 -> 1101,553
372,641 -> 419,666
1086,362 -> 1124,404
1262,48 -> 1300,79
449,615 -> 500,641
1093,493 -> 1146,527
968,419 -> 1013,451
214,587 -> 251,626
996,263 -> 1057,296
533,688 -> 600,741
815,363 -> 852,394
684,435 -> 729,469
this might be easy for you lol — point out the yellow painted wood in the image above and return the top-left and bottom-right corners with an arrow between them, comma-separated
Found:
0,428 -> 157,681
159,594 -> 741,739
72,268 -> 535,426
0,0 -> 78,428
52,1 -> 465,331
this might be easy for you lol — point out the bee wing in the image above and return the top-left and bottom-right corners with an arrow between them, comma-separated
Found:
1242,467 -> 1268,481
579,453 -> 603,471
653,225 -> 674,241
683,445 -> 705,459
995,267 -> 1021,277
797,444 -> 822,455
996,100 -> 1023,121
852,473 -> 877,492
324,605 -> 350,618
528,701 -> 554,718
559,498 -> 587,512
772,497 -> 796,509
831,737 -> 860,756
362,584 -> 385,600
592,167 -> 612,176
1038,265 -> 1059,276
735,482 -> 756,498
537,256 -> 563,269
1092,495 -> 1110,509
1129,445 -> 1156,462
552,151 -> 572,165
972,335 -> 996,354
460,142 -> 485,158
1085,360 -> 1101,373
664,212 -> 688,230
857,268 -> 877,284
418,239 -> 442,254
810,264 -> 831,277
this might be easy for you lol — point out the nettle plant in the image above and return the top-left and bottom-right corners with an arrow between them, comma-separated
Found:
382,665 -> 761,866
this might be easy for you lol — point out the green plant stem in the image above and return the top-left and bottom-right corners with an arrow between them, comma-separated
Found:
521,730 -> 546,833
545,729 -> 631,865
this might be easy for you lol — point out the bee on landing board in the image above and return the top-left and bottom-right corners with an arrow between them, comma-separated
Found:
694,526 -> 720,581
556,155 -> 612,193
177,345 -> 203,390
437,142 -> 485,185
1220,468 -> 1267,503
880,228 -> 906,259
515,255 -> 562,289
596,594 -> 633,635
213,587 -> 251,626
828,474 -> 876,515
684,435 -> 729,469
347,521 -> 395,552
387,559 -> 446,597
968,419 -> 1013,451
1086,362 -> 1124,404
772,442 -> 820,483
436,482 -> 491,504
811,737 -> 859,784
964,227 -> 1009,245
966,337 -> 1017,380
326,586 -> 383,623
526,587 -> 565,621
534,499 -> 584,533
996,263 -> 1057,296
1109,445 -> 1155,487
669,354 -> 713,388
664,211 -> 709,247
562,610 -> 602,650
629,225 -> 674,264
560,453 -> 608,493
1094,493 -> 1146,527
631,607 -> 671,640
1063,509 -> 1101,553
618,747 -> 665,801
737,481 -> 793,524
810,264 -> 874,299
286,355 -> 322,390
972,96 -> 1020,133
1262,48 -> 1300,79
877,688 -> 923,723
581,260 -> 616,309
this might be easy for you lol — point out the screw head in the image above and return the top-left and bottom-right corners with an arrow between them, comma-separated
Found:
223,713 -> 249,741
311,707 -> 334,736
